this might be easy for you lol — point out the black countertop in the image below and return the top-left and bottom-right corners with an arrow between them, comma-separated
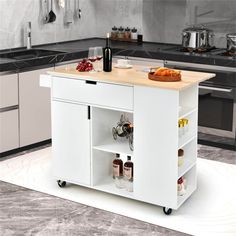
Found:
0,38 -> 235,73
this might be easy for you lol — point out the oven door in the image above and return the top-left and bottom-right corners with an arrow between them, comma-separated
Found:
198,85 -> 236,139
165,61 -> 236,140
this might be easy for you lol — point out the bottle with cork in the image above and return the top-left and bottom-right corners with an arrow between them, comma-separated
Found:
113,153 -> 123,188
123,155 -> 134,192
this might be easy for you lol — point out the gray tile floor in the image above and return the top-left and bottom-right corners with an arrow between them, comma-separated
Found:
0,181 -> 188,236
198,144 -> 236,165
0,144 -> 235,235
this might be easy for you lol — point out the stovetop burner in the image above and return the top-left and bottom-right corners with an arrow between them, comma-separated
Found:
178,47 -> 216,53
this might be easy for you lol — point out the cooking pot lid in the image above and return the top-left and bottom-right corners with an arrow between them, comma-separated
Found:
183,25 -> 212,32
227,33 -> 236,38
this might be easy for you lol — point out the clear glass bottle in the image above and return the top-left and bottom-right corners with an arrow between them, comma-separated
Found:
113,153 -> 123,188
124,155 -> 133,192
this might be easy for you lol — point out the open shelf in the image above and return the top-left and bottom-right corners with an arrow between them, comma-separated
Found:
93,139 -> 133,156
177,165 -> 197,208
177,184 -> 196,208
178,110 -> 197,149
178,137 -> 197,178
93,178 -> 134,199
178,106 -> 197,119
178,160 -> 196,179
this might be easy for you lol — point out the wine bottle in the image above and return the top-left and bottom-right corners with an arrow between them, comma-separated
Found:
103,33 -> 112,72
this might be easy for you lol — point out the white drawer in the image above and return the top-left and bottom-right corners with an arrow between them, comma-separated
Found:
0,73 -> 18,108
52,77 -> 133,111
0,109 -> 19,153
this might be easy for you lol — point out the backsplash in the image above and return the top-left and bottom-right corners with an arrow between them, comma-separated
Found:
0,0 -> 235,50
0,0 -> 97,50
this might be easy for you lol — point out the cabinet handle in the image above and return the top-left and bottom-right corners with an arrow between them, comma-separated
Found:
88,106 -> 91,120
86,80 -> 97,85
0,105 -> 19,113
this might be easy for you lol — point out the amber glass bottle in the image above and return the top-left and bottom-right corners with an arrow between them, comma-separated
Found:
113,153 -> 123,179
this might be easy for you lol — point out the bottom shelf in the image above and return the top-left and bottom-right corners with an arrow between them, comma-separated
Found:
93,177 -> 134,199
177,184 -> 196,208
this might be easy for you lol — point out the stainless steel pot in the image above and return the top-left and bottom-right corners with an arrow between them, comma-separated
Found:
182,26 -> 214,51
226,33 -> 236,53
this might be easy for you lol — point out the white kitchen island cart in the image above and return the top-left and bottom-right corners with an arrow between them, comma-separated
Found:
43,66 -> 215,215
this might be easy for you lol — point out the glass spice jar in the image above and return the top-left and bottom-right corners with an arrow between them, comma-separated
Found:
124,27 -> 131,39
131,27 -> 138,40
118,26 -> 124,39
111,26 -> 118,39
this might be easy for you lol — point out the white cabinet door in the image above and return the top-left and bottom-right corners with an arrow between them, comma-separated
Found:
19,67 -> 53,147
0,109 -> 19,153
52,101 -> 91,186
0,73 -> 18,109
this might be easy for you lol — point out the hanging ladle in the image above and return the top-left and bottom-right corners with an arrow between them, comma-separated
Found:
48,0 -> 56,23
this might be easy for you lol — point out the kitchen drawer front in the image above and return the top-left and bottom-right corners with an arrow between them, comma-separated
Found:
0,109 -> 19,153
52,77 -> 133,110
0,73 -> 18,108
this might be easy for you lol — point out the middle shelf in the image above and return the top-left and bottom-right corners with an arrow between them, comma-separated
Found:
93,139 -> 133,156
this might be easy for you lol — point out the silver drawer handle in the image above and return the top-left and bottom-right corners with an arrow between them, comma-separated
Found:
199,86 -> 232,93
0,105 -> 19,113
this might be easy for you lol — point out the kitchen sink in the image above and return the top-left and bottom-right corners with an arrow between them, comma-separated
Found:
0,49 -> 65,60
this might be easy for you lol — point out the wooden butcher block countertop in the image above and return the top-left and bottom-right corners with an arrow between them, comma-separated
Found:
48,65 -> 215,91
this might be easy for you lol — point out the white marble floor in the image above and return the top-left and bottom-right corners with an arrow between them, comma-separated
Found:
0,147 -> 236,236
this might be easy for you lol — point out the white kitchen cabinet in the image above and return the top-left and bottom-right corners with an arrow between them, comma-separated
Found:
0,73 -> 18,108
0,109 -> 19,153
52,100 -> 91,186
19,67 -> 53,147
43,63 -> 212,214
0,73 -> 19,153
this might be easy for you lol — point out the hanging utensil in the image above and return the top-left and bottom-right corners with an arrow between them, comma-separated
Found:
43,0 -> 49,23
75,0 -> 81,19
48,0 -> 56,23
65,0 -> 73,24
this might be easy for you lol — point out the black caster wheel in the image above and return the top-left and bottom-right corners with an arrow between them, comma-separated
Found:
163,207 -> 172,215
57,180 -> 66,188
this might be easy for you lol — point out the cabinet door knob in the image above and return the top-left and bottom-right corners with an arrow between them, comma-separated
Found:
85,80 -> 97,85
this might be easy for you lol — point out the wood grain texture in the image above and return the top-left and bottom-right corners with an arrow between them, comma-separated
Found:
49,65 -> 215,91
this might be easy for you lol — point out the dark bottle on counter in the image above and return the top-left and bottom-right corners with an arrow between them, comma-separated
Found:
103,33 -> 112,72
124,155 -> 133,192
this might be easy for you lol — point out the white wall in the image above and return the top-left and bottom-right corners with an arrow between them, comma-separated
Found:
0,0 -> 97,50
0,0 -> 235,50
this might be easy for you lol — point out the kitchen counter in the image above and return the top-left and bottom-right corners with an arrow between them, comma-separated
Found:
0,38 -> 235,73
49,66 -> 215,91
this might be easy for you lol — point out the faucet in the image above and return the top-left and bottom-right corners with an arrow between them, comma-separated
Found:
27,22 -> 32,49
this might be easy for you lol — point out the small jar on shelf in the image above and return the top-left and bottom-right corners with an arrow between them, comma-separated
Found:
124,27 -> 131,39
177,176 -> 187,196
117,26 -> 125,39
111,26 -> 118,39
178,119 -> 184,137
182,118 -> 189,133
178,149 -> 184,167
113,153 -> 124,188
131,27 -> 138,40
